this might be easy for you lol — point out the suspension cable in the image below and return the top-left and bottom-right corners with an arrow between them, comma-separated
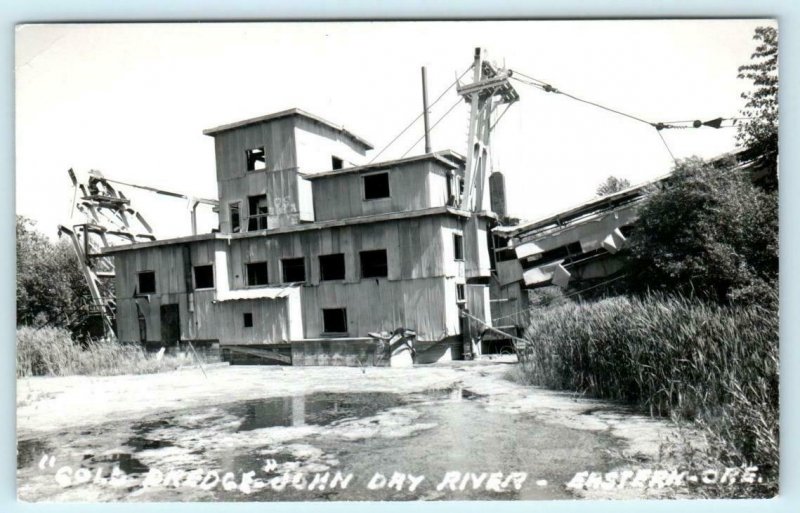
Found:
368,64 -> 473,164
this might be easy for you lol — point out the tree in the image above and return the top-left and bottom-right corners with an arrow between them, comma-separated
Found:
624,157 -> 777,306
16,216 -> 97,336
736,26 -> 778,169
596,175 -> 631,196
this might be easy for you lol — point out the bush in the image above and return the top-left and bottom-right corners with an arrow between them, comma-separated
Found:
16,327 -> 190,377
624,157 -> 778,306
518,294 -> 778,494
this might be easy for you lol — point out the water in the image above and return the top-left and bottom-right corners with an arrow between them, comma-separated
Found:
17,386 -> 626,501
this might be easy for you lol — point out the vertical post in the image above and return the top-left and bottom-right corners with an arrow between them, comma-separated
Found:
462,47 -> 485,211
421,66 -> 431,153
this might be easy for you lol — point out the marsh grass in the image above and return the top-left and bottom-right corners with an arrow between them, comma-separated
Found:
16,326 -> 192,377
516,293 -> 778,496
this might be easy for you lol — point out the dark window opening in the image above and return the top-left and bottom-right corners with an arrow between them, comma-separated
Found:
331,156 -> 344,170
363,172 -> 390,200
247,194 -> 268,231
456,284 -> 466,302
459,177 -> 465,196
322,308 -> 347,334
446,171 -> 455,206
245,147 -> 266,171
193,265 -> 214,289
453,234 -> 464,261
138,271 -> 156,294
281,257 -> 306,283
319,253 -> 346,281
246,262 -> 269,286
229,202 -> 241,233
243,312 -> 253,328
360,249 -> 388,278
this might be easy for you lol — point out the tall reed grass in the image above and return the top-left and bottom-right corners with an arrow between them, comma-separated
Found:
517,293 -> 778,494
16,326 -> 191,377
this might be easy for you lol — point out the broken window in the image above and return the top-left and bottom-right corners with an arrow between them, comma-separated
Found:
246,262 -> 269,286
319,253 -> 345,281
322,308 -> 347,334
138,271 -> 156,294
247,194 -> 268,231
363,172 -> 390,200
331,156 -> 344,170
229,202 -> 241,233
243,312 -> 253,328
360,249 -> 388,278
281,257 -> 306,283
456,284 -> 466,302
453,233 -> 464,261
193,265 -> 214,289
245,147 -> 266,171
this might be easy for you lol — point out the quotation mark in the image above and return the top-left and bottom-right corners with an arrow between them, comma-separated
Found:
262,459 -> 278,473
38,454 -> 56,470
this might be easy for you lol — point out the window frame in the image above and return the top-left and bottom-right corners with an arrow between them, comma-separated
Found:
331,156 -> 344,170
456,283 -> 466,303
453,233 -> 465,261
322,307 -> 348,335
281,257 -> 307,284
319,253 -> 346,282
229,201 -> 242,233
192,264 -> 215,290
137,270 -> 156,294
359,249 -> 388,279
243,312 -> 254,328
362,171 -> 391,201
247,194 -> 269,231
245,146 -> 266,172
245,261 -> 270,287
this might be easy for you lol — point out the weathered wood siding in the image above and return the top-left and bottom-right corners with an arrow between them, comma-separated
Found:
226,215 -> 454,289
113,213 -> 479,345
311,160 -> 456,222
489,277 -> 529,329
219,167 -> 312,231
213,118 -> 298,182
114,239 -> 223,343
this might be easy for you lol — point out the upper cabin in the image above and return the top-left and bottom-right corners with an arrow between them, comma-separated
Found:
203,108 -> 374,232
204,108 -> 468,234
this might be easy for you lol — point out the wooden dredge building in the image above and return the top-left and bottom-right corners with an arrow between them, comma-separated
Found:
101,48 -> 524,366
104,107 -> 501,365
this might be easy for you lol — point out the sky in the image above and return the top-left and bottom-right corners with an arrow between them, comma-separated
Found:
15,19 -> 775,239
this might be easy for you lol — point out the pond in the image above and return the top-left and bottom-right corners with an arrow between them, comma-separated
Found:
17,385 -> 627,501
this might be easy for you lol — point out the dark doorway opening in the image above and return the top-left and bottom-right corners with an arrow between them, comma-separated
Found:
160,304 -> 180,345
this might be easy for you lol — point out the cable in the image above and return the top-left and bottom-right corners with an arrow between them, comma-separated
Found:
510,74 -> 651,125
656,130 -> 677,164
368,64 -> 473,164
399,97 -> 464,159
509,72 -> 677,162
490,103 -> 513,131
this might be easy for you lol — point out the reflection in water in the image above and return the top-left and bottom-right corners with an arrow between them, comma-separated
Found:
236,392 -> 405,431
